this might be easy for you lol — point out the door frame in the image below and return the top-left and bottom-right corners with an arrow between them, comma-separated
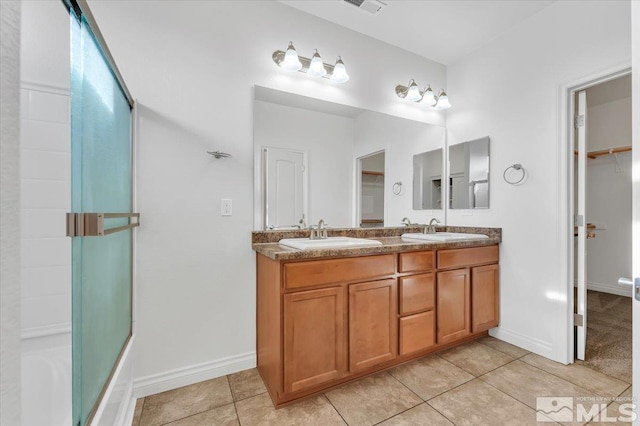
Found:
354,149 -> 386,228
559,64 -> 631,364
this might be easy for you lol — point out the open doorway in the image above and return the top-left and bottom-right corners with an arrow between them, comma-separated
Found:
356,151 -> 385,228
571,73 -> 632,383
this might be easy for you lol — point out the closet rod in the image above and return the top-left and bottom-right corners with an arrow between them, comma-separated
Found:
573,146 -> 631,159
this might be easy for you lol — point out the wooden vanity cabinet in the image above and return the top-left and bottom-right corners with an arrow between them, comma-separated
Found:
256,244 -> 499,407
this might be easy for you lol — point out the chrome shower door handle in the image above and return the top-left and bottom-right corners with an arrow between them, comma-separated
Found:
618,277 -> 640,301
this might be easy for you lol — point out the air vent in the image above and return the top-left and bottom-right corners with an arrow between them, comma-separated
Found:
343,0 -> 386,15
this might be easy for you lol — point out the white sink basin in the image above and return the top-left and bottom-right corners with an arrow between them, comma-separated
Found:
402,232 -> 489,242
279,237 -> 383,250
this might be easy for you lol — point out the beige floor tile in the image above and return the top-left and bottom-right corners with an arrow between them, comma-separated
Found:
428,379 -> 543,426
521,353 -> 629,397
235,393 -> 345,426
438,341 -> 514,376
132,398 -> 144,426
478,336 -> 530,358
139,376 -> 233,426
620,386 -> 632,399
389,355 -> 474,400
377,403 -> 454,425
228,368 -> 267,401
480,360 -> 604,426
325,371 -> 422,426
165,403 -> 239,426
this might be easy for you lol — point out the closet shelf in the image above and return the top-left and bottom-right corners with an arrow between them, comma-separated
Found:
573,146 -> 631,159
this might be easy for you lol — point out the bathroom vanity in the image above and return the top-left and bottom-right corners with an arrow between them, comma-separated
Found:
252,226 -> 500,407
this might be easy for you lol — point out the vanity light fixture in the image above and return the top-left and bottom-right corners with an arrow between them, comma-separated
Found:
395,80 -> 452,109
273,42 -> 350,83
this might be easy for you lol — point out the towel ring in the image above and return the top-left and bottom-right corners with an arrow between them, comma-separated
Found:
503,164 -> 525,185
392,181 -> 403,195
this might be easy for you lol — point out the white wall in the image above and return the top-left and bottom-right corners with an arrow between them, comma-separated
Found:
354,111 -> 446,226
254,100 -> 355,227
88,0 -> 447,394
587,97 -> 632,151
446,0 -> 631,362
1,2 -> 22,424
630,0 -> 639,405
586,152 -> 632,296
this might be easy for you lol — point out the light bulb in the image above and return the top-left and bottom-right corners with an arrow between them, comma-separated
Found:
330,57 -> 349,83
421,85 -> 437,106
435,90 -> 452,109
405,80 -> 421,102
307,49 -> 327,77
281,41 -> 302,72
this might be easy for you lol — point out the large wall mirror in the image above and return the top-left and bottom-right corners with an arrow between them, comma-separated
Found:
253,86 -> 446,230
449,136 -> 490,209
413,148 -> 443,210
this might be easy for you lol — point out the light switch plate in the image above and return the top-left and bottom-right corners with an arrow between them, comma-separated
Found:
221,199 -> 232,216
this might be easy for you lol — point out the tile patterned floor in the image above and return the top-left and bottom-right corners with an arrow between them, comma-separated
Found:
131,337 -> 633,426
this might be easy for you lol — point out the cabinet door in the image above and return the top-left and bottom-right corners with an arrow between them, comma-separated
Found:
472,264 -> 499,332
284,287 -> 344,393
349,279 -> 397,372
437,269 -> 470,344
399,311 -> 435,355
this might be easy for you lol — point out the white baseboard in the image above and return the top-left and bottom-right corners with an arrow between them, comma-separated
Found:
21,80 -> 70,96
587,281 -> 631,297
133,352 -> 256,398
116,383 -> 136,426
489,326 -> 554,360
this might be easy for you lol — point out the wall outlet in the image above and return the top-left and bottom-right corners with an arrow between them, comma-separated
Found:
221,199 -> 232,216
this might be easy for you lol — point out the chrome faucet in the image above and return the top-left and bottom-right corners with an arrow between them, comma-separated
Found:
425,218 -> 440,234
401,217 -> 413,227
298,213 -> 307,229
310,219 -> 328,240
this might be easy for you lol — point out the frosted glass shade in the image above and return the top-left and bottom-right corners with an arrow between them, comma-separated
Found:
405,80 -> 421,102
308,50 -> 327,77
330,57 -> 349,83
281,43 -> 302,72
435,91 -> 452,109
421,86 -> 437,106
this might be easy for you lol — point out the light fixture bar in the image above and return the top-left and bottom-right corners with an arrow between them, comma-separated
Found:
273,50 -> 336,78
395,81 -> 451,109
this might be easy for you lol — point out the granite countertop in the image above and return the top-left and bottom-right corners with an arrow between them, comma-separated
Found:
252,226 -> 502,261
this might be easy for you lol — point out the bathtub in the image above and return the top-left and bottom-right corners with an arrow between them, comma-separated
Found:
21,345 -> 72,426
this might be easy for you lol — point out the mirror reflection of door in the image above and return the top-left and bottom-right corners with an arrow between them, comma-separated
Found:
263,147 -> 306,229
358,151 -> 385,228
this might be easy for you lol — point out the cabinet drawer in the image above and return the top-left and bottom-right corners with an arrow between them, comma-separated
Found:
398,273 -> 435,315
398,251 -> 435,273
399,311 -> 435,355
437,245 -> 498,269
283,254 -> 395,290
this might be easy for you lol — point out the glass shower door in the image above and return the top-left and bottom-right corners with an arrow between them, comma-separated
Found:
69,7 -> 135,426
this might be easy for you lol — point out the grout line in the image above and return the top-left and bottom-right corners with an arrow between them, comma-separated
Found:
424,400 -> 458,425
322,393 -> 349,425
474,338 -> 531,359
371,401 -> 424,425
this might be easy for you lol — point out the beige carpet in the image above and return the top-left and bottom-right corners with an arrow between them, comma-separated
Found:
581,290 -> 632,383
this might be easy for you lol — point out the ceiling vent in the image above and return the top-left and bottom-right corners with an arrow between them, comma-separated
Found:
343,0 -> 386,15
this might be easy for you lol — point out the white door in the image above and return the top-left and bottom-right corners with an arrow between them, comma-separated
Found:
263,147 -> 305,229
575,90 -> 588,360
